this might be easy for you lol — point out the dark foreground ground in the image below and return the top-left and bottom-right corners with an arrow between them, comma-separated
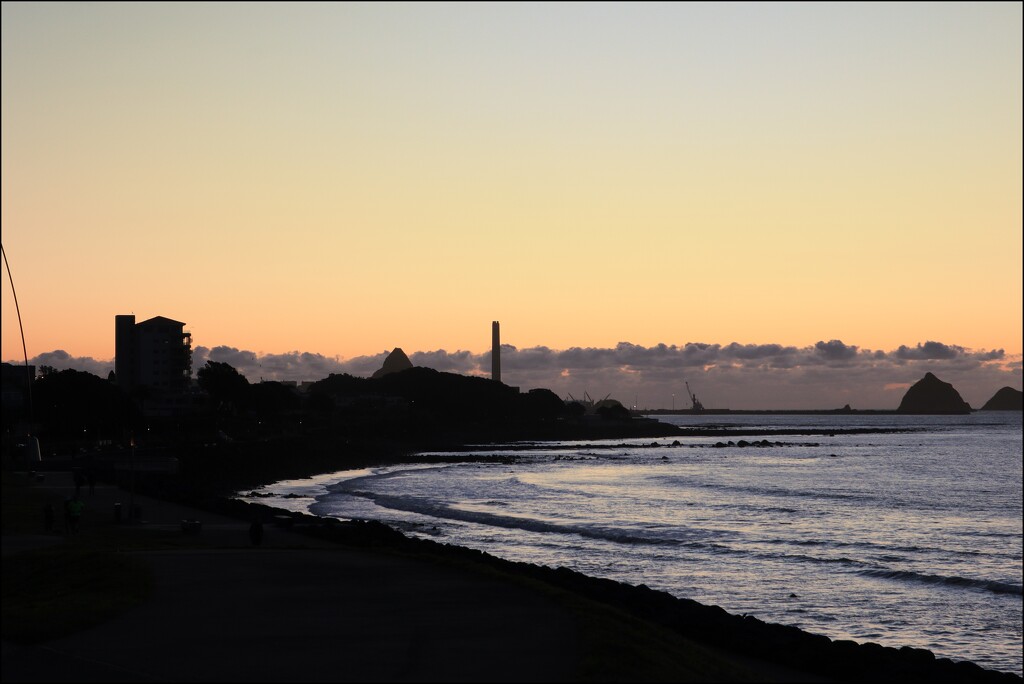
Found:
3,470 -> 1020,683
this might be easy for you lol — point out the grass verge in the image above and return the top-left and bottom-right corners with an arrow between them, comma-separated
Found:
2,470 -> 157,643
2,546 -> 154,643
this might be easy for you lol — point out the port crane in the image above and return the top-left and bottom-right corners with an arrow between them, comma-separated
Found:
685,381 -> 704,413
565,391 -> 610,408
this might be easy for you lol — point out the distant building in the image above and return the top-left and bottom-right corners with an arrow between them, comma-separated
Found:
115,315 -> 192,398
492,321 -> 501,383
1,361 -> 35,421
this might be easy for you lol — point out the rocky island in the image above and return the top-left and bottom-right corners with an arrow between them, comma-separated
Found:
897,372 -> 973,414
980,386 -> 1023,411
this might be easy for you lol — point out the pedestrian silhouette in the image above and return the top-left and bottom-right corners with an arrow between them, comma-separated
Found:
68,497 -> 85,535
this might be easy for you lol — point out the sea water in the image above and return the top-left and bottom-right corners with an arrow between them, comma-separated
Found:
243,412 -> 1023,675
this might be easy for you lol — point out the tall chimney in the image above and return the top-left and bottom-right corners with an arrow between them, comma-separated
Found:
492,321 -> 501,383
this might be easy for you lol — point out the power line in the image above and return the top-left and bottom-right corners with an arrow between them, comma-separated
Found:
2,242 -> 33,422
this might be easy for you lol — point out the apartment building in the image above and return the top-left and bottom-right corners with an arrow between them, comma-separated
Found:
115,315 -> 192,397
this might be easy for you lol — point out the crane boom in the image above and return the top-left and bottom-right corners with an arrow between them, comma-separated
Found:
684,381 -> 704,412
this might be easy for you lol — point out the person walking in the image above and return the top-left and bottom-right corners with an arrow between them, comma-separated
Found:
68,497 -> 85,535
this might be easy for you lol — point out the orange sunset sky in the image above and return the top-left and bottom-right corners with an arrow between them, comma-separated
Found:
2,3 -> 1021,409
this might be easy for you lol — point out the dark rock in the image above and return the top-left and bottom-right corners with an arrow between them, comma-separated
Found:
897,372 -> 972,414
899,645 -> 936,664
980,387 -> 1023,411
371,347 -> 414,379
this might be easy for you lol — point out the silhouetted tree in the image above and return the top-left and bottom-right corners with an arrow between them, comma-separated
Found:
197,361 -> 250,411
519,388 -> 567,420
249,381 -> 300,421
305,389 -> 335,414
564,402 -> 586,419
33,369 -> 137,443
596,401 -> 631,421
374,367 -> 518,422
308,373 -> 369,399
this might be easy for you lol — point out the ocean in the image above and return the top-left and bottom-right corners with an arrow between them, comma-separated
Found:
240,412 -> 1023,676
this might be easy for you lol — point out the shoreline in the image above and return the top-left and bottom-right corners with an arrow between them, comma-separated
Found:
151,486 -> 1023,683
46,417 -> 924,497
6,465 -> 1021,682
19,417 -> 1021,681
216,423 -> 1020,682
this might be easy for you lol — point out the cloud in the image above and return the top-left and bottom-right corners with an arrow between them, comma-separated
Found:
471,341 -> 1018,409
409,349 -> 478,373
7,340 -> 1019,410
895,341 -> 962,360
723,342 -> 799,360
9,350 -> 113,378
192,346 -> 359,381
814,339 -> 859,361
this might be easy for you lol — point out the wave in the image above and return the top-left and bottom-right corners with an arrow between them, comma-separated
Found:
762,551 -> 862,567
333,487 -> 736,548
695,480 -> 878,503
320,487 -> 1023,601
330,464 -> 452,489
858,568 -> 1023,596
760,537 -> 1005,560
331,463 -> 600,501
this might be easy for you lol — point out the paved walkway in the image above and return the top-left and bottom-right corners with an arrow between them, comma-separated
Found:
3,472 -> 829,683
3,472 -> 580,682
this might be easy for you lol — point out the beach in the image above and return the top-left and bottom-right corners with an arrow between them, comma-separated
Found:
2,470 -> 1019,683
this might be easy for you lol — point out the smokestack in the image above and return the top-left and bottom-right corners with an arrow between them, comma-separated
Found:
492,321 -> 501,383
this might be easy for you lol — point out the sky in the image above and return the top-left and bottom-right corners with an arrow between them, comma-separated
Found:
3,2 -> 1021,409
